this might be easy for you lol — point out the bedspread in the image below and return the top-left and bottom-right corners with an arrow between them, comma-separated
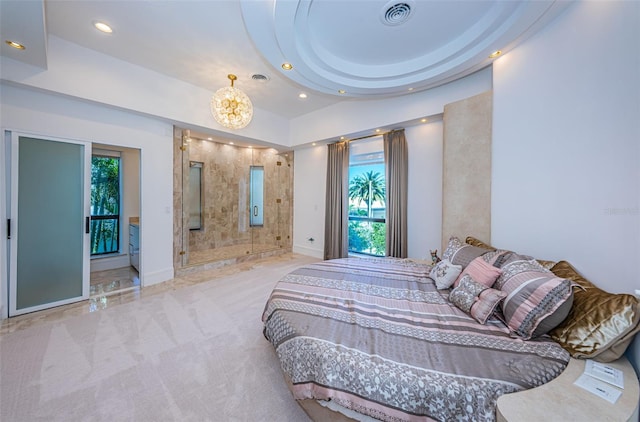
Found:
262,257 -> 570,422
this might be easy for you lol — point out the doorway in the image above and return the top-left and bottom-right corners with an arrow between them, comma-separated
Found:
89,144 -> 141,297
4,133 -> 142,317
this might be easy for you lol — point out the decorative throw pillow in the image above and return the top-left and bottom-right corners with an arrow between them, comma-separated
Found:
449,274 -> 507,324
429,259 -> 462,289
454,256 -> 502,288
495,259 -> 573,340
465,236 -> 557,269
465,236 -> 496,251
549,261 -> 640,362
442,236 -> 491,268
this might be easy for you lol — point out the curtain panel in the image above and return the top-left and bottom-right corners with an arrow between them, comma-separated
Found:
384,130 -> 408,258
324,141 -> 350,260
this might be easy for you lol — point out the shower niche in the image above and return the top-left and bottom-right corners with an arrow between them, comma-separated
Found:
173,128 -> 293,272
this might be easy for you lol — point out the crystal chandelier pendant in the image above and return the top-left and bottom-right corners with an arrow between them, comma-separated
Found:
211,74 -> 253,129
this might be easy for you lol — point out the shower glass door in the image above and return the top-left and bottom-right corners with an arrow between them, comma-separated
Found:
177,130 -> 293,267
8,134 -> 90,316
249,166 -> 264,227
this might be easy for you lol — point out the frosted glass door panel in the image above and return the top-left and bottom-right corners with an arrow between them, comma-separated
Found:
188,162 -> 203,230
13,136 -> 87,313
250,166 -> 264,227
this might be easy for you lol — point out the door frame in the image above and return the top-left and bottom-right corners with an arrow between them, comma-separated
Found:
7,131 -> 91,316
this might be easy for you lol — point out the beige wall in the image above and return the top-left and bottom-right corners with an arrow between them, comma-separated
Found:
442,91 -> 492,250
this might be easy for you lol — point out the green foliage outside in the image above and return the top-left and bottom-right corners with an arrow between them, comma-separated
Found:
91,156 -> 120,255
348,170 -> 386,256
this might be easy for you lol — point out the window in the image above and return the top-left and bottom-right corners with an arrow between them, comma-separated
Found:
188,161 -> 203,230
91,152 -> 120,255
348,137 -> 386,256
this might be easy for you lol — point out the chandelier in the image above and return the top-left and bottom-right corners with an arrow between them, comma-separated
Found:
211,74 -> 253,130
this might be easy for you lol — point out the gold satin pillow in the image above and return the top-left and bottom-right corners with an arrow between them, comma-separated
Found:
464,236 -> 557,269
549,261 -> 640,362
465,236 -> 496,251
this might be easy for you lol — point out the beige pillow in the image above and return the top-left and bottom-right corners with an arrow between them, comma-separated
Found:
429,259 -> 462,289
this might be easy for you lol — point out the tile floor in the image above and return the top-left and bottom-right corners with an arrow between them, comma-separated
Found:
187,243 -> 282,265
0,253 -> 311,335
90,266 -> 140,296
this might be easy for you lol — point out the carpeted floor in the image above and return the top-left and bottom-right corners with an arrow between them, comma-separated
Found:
0,253 -> 320,421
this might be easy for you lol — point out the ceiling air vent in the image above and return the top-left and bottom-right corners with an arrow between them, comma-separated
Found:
250,73 -> 270,82
381,1 -> 413,26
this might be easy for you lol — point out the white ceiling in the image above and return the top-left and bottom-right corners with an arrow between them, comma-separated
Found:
0,0 -> 569,121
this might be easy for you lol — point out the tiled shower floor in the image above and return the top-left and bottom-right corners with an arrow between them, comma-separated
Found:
187,243 -> 283,265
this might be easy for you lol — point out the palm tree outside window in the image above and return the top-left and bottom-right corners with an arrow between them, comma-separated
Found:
348,137 -> 386,256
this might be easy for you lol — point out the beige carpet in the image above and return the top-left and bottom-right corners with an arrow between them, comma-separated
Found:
0,254 -> 320,421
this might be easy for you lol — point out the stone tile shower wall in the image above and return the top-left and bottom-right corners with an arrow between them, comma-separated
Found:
173,131 -> 293,268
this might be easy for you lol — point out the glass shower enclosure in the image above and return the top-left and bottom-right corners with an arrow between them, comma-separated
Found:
174,129 -> 293,269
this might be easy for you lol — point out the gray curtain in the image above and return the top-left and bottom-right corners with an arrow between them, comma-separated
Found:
324,141 -> 350,260
384,129 -> 408,258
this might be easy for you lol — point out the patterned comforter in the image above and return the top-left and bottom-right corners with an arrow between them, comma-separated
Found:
262,257 -> 570,422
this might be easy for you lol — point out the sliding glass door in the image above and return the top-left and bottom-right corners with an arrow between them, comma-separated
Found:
8,134 -> 90,316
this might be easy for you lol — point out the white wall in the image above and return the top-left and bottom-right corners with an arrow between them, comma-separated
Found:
292,120 -> 443,260
292,145 -> 327,258
0,83 -> 174,319
492,0 -> 640,380
406,121 -> 444,260
290,67 -> 491,146
0,36 -> 290,148
492,0 -> 639,295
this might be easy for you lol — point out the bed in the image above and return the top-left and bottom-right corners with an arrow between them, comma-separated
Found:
263,256 -> 570,421
262,238 -> 640,421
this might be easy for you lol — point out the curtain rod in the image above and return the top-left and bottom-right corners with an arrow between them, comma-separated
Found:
345,128 -> 404,143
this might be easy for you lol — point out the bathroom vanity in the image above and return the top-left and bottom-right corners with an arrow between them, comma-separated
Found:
129,219 -> 139,271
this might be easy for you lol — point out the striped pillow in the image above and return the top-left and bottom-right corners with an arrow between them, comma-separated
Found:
442,236 -> 490,268
495,259 -> 573,340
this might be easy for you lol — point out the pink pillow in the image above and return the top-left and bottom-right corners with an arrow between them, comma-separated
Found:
454,256 -> 502,288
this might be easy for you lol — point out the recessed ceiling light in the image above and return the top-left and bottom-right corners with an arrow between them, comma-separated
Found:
312,142 -> 317,146
338,89 -> 346,94
229,142 -> 234,145
408,87 -> 414,91
340,136 -> 345,140
375,129 -> 381,133
207,137 -> 212,141
298,93 -> 308,99
5,40 -> 25,50
489,50 -> 502,58
93,21 -> 113,34
281,62 -> 293,70
421,118 -> 427,123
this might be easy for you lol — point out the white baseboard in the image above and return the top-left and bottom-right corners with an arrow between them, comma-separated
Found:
90,254 -> 130,272
293,244 -> 323,259
142,267 -> 174,287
